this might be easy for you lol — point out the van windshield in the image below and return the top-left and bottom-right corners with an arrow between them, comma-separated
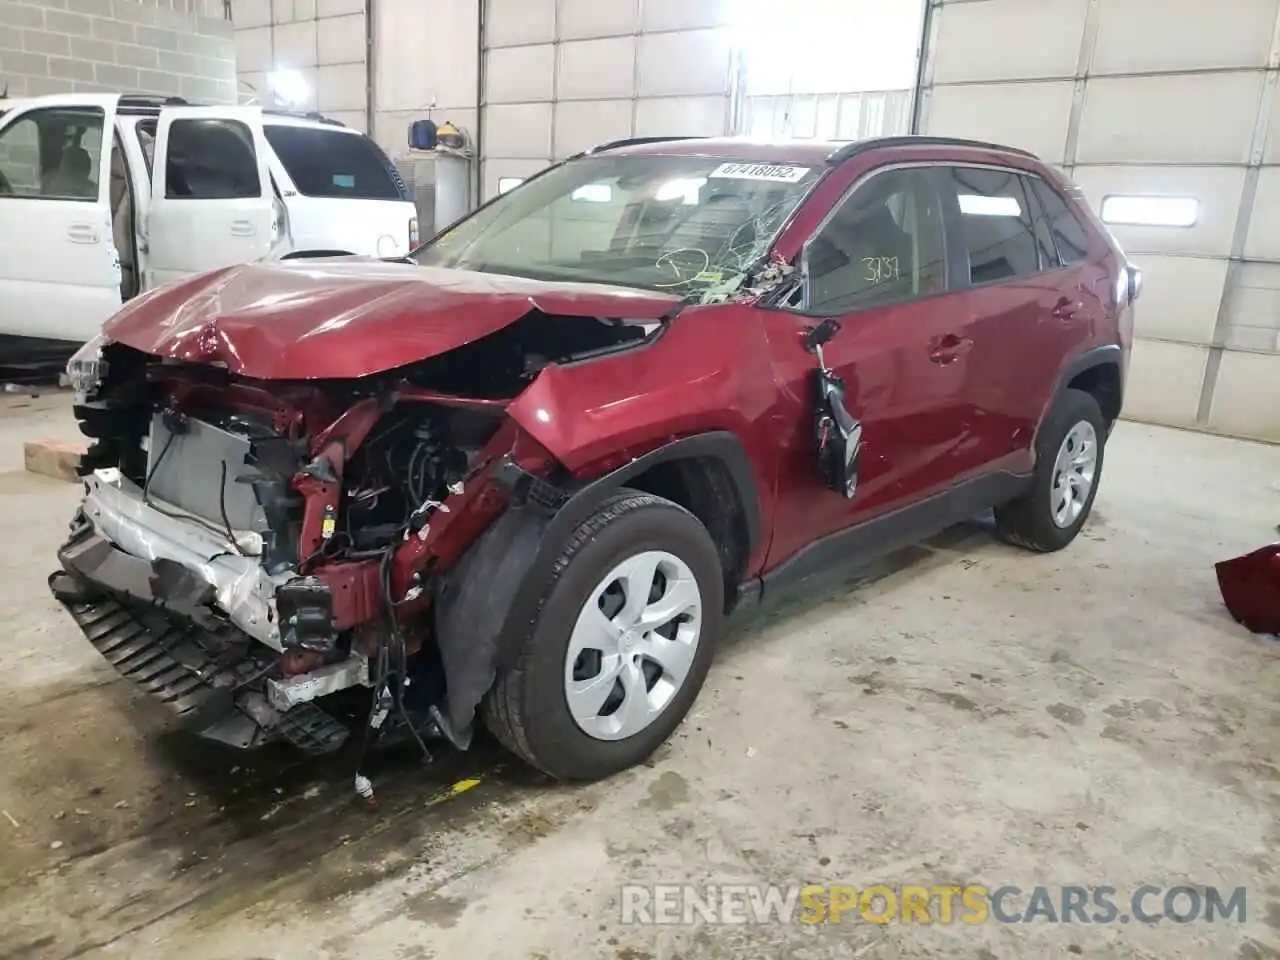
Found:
413,155 -> 821,301
263,125 -> 409,201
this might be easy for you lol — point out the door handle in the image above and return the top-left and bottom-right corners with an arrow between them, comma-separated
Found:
230,219 -> 256,237
929,333 -> 973,364
1052,295 -> 1083,319
66,223 -> 99,244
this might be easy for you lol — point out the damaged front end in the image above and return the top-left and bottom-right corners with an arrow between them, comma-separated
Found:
49,306 -> 650,757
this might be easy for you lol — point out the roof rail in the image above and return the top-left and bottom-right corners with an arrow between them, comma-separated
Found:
118,94 -> 188,107
263,107 -> 346,127
571,135 -> 707,159
827,135 -> 1039,165
116,94 -> 190,116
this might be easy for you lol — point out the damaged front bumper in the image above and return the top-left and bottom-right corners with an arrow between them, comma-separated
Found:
67,468 -> 290,649
49,469 -> 360,754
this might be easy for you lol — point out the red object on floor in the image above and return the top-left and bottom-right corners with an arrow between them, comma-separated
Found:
1216,543 -> 1280,635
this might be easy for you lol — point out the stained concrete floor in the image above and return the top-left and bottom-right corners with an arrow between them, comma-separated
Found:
0,391 -> 1277,960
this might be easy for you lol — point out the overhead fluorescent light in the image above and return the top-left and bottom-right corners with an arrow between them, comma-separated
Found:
497,177 -> 523,194
1100,195 -> 1198,228
958,194 -> 1021,217
268,67 -> 310,108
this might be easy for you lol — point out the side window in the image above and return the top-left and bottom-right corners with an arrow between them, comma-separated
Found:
1028,177 -> 1090,264
804,167 -> 947,314
1022,175 -> 1060,270
0,106 -> 105,201
164,118 -> 260,200
943,167 -> 1040,285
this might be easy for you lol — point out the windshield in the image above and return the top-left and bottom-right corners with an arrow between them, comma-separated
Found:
263,124 -> 409,201
414,155 -> 821,301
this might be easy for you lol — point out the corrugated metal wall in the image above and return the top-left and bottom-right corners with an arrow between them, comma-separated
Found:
742,89 -> 912,142
478,0 -> 736,202
918,0 -> 1280,442
232,0 -> 368,128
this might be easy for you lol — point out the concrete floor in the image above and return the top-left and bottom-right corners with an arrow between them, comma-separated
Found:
0,391 -> 1277,960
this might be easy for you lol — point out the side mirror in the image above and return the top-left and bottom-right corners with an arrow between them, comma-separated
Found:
1126,264 -> 1143,303
804,318 -> 842,354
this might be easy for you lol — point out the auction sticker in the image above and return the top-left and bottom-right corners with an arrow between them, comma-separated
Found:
709,162 -> 811,183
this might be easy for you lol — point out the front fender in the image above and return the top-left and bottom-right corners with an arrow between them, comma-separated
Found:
506,331 -> 760,476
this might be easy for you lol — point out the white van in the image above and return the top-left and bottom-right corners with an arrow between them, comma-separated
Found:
0,93 -> 420,359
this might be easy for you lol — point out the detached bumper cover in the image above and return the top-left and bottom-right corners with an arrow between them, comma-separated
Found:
1216,543 -> 1280,636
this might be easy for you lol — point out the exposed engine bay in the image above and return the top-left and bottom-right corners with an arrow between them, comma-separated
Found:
49,308 -> 656,769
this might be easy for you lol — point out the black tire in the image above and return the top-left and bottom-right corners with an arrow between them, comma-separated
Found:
994,388 -> 1107,552
481,489 -> 724,781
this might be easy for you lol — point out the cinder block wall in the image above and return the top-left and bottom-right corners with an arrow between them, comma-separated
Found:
0,0 -> 236,103
232,0 -> 368,130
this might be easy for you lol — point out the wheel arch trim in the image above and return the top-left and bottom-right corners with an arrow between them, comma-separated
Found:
554,431 -> 763,558
1040,344 -> 1124,442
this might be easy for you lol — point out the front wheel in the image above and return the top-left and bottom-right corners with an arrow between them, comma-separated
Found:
994,388 -> 1107,552
482,490 -> 724,781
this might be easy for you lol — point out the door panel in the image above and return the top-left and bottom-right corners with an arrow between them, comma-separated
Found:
0,94 -> 123,343
146,106 -> 274,288
932,165 -> 1056,476
1023,175 -> 1111,432
762,165 -> 980,570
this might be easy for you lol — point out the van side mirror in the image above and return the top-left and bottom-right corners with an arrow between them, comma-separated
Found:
1126,264 -> 1143,303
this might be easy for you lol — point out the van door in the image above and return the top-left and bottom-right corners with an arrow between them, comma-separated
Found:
0,93 -> 123,346
259,120 -> 419,258
145,106 -> 275,287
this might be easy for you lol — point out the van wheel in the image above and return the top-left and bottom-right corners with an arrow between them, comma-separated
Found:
482,490 -> 723,781
995,388 -> 1106,552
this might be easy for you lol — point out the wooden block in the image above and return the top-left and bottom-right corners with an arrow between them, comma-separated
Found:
24,438 -> 86,483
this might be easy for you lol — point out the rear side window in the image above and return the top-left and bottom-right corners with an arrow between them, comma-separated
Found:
1021,175 -> 1060,269
942,166 -> 1039,285
262,125 -> 408,200
1028,177 -> 1090,264
0,106 -> 104,201
165,118 -> 261,199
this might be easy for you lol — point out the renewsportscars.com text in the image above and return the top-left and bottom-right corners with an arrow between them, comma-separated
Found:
620,884 -> 1247,926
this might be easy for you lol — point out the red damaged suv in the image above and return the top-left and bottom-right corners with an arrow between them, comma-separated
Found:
51,135 -> 1141,782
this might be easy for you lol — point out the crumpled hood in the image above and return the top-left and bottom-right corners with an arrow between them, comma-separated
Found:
104,258 -> 683,380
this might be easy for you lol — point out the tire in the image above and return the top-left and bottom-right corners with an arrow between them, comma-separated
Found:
481,489 -> 724,781
994,388 -> 1107,553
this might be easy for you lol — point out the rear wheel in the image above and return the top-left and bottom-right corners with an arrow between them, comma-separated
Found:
995,388 -> 1106,552
482,490 -> 724,781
